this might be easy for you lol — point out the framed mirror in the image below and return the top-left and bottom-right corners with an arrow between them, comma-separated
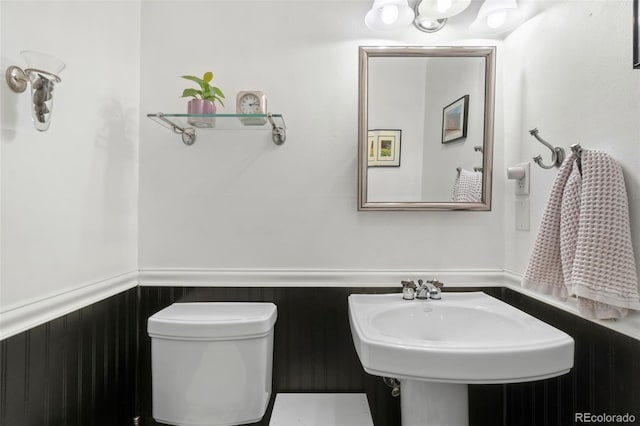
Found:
358,46 -> 496,211
634,0 -> 639,69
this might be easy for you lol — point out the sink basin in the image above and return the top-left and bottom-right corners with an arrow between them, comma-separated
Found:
349,292 -> 574,384
349,292 -> 574,425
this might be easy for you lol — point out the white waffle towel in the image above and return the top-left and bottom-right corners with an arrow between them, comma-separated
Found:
452,169 -> 482,202
522,149 -> 640,319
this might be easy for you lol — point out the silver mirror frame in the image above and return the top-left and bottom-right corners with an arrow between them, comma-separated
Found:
358,46 -> 496,211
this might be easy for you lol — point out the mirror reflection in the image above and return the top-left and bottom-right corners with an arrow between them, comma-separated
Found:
358,47 -> 495,211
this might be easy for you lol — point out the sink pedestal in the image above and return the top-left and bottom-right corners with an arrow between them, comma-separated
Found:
400,380 -> 468,426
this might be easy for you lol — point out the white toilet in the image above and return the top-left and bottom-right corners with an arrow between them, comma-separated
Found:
148,302 -> 277,426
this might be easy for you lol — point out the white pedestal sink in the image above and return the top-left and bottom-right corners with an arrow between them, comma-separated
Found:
348,292 -> 574,426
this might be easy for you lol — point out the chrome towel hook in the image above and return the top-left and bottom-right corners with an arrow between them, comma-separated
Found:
529,128 -> 565,169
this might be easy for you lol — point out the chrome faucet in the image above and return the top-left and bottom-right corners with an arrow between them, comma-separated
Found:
416,279 -> 444,300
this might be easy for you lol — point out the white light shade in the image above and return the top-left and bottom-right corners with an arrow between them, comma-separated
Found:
416,0 -> 471,19
469,0 -> 524,36
21,50 -> 66,75
365,0 -> 415,31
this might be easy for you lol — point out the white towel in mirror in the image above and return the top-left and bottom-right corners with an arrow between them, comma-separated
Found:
452,169 -> 482,202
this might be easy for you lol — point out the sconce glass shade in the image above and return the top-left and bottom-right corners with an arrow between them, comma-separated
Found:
365,0 -> 415,31
416,0 -> 471,19
6,51 -> 66,131
469,0 -> 524,36
21,50 -> 66,76
22,51 -> 65,131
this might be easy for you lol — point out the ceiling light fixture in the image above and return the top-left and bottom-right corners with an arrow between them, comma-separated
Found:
365,0 -> 415,31
469,0 -> 524,36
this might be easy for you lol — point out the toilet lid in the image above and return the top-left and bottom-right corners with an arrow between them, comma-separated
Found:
148,302 -> 277,340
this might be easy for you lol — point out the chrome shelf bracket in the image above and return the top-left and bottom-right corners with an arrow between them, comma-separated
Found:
267,113 -> 286,145
154,113 -> 196,145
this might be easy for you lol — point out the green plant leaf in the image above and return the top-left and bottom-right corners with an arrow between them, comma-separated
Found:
212,87 -> 225,98
181,88 -> 201,98
203,71 -> 213,83
181,75 -> 206,86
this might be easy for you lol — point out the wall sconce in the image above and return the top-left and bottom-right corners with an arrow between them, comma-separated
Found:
469,0 -> 524,36
365,0 -> 415,31
5,51 -> 65,131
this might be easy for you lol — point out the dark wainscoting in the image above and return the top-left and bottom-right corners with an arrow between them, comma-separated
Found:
0,288 -> 138,426
2,285 -> 639,426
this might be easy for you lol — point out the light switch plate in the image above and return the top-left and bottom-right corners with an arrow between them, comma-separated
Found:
516,197 -> 530,231
515,162 -> 530,195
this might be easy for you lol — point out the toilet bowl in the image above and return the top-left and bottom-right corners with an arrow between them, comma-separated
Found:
148,302 -> 277,426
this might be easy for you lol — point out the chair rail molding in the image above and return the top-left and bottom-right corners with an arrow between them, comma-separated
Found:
137,268 -> 506,288
0,270 -> 138,340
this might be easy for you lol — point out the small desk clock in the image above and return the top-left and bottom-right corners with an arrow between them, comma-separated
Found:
236,91 -> 267,125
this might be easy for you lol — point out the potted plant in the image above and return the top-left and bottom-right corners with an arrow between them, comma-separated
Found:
181,71 -> 225,127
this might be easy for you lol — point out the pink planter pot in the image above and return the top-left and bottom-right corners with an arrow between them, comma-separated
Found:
187,99 -> 216,128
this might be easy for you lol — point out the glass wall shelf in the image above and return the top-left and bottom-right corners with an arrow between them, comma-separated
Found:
147,112 -> 287,146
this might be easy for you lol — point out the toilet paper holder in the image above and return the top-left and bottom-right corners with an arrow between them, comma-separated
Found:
507,165 -> 526,180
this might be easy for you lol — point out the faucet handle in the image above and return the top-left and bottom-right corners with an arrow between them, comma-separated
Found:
401,280 -> 416,289
401,280 -> 416,300
427,279 -> 444,289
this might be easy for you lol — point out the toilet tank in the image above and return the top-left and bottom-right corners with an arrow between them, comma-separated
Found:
148,302 -> 277,426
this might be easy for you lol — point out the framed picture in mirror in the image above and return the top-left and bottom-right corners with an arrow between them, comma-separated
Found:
442,95 -> 469,143
634,0 -> 639,69
368,129 -> 401,167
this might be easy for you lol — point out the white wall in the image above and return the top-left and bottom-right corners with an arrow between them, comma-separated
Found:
502,0 -> 640,276
138,1 -> 505,272
0,1 -> 140,315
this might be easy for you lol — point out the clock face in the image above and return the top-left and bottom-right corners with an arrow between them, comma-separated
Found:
239,93 -> 262,114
